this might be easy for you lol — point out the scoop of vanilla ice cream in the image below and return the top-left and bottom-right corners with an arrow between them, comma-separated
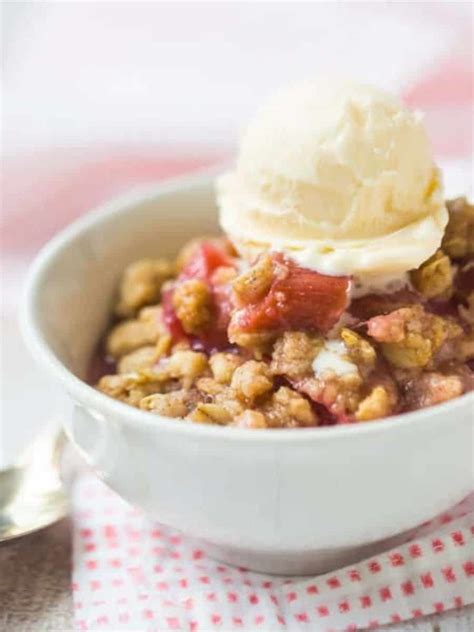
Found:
217,80 -> 448,279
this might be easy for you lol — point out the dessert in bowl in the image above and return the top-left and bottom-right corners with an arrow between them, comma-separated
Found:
97,81 -> 473,427
23,81 -> 473,574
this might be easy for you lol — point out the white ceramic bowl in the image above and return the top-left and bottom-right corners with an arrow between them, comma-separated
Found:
22,172 -> 474,575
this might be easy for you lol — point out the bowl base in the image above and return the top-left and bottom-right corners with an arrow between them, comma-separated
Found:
196,529 -> 416,576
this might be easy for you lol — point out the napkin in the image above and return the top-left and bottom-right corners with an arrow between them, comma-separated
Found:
72,474 -> 474,631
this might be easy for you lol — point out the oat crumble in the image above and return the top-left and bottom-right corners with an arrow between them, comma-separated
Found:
94,198 -> 473,427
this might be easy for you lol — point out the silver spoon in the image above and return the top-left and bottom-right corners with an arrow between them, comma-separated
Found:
0,427 -> 69,543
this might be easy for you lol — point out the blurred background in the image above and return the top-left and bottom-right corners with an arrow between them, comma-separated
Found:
1,2 -> 473,463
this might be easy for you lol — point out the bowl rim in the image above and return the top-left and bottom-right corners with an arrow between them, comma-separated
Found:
21,170 -> 474,444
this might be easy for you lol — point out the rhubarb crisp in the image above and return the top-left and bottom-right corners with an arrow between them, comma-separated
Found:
95,198 -> 473,428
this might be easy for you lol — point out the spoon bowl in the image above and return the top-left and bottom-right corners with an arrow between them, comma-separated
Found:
0,429 -> 68,543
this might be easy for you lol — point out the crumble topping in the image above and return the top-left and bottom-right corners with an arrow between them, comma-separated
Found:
95,198 -> 473,427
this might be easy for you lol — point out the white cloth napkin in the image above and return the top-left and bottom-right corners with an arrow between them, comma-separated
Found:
72,474 -> 474,631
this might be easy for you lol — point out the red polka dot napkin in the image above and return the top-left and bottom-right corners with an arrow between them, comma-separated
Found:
72,475 -> 474,631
